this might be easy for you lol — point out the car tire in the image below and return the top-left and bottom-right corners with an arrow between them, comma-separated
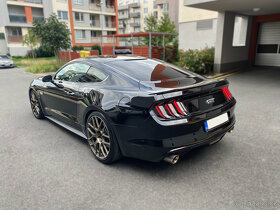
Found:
86,112 -> 121,164
29,90 -> 45,119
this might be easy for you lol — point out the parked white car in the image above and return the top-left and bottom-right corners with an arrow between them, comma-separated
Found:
0,55 -> 14,68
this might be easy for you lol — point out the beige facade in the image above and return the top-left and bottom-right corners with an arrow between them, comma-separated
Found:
118,0 -> 178,34
178,0 -> 218,50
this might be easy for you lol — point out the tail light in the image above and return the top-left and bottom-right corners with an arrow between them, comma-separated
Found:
153,100 -> 189,120
221,86 -> 232,101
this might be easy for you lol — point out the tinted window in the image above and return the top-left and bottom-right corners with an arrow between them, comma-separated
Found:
79,67 -> 108,82
55,63 -> 90,82
107,59 -> 192,81
257,44 -> 278,54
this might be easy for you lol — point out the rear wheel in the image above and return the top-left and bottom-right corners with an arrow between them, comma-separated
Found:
86,112 -> 121,164
29,90 -> 44,119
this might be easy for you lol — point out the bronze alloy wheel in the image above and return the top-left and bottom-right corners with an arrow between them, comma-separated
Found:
87,115 -> 111,160
30,91 -> 44,119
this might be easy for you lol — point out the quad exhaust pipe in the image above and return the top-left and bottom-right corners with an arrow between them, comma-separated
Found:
164,155 -> 179,164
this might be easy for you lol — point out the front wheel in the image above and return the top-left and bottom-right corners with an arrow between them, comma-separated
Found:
86,112 -> 121,164
29,90 -> 45,119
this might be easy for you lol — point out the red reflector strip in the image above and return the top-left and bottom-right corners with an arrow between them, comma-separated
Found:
155,106 -> 166,118
173,101 -> 184,115
222,87 -> 232,100
165,104 -> 175,117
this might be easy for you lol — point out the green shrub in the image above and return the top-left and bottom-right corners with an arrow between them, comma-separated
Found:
91,45 -> 101,55
177,48 -> 214,75
35,46 -> 55,57
25,62 -> 63,73
72,46 -> 84,51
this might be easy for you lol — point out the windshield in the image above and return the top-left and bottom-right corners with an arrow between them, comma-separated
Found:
0,55 -> 9,59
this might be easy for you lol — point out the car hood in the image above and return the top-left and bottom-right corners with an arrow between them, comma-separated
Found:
0,59 -> 12,62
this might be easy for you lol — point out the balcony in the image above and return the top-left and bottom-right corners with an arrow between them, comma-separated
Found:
9,15 -> 26,23
89,3 -> 101,11
8,0 -> 42,4
130,22 -> 140,27
105,5 -> 115,13
107,37 -> 114,43
91,37 -> 101,43
118,5 -> 128,10
129,2 -> 140,8
118,13 -> 129,19
33,16 -> 44,22
118,24 -> 125,29
8,36 -> 23,42
105,21 -> 116,28
130,12 -> 140,18
90,20 -> 100,27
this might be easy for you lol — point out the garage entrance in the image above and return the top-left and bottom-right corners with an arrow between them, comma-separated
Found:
255,22 -> 280,66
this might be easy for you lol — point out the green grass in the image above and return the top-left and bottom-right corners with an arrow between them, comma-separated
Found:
12,57 -> 65,73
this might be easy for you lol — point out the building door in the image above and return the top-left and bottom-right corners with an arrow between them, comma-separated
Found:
255,22 -> 280,66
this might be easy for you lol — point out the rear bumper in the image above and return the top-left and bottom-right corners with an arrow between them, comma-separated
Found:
112,99 -> 236,162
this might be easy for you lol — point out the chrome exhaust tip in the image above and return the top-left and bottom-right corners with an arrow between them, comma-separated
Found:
163,155 -> 179,164
228,127 -> 234,133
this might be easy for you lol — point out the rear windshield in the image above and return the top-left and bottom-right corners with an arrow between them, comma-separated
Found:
106,59 -> 192,81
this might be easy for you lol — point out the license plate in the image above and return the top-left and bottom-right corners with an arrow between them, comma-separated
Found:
204,113 -> 229,132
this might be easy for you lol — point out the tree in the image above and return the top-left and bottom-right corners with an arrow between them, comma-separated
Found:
33,14 -> 71,59
144,13 -> 177,46
22,28 -> 39,58
158,14 -> 177,46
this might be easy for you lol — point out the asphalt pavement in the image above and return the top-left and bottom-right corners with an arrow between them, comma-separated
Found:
0,67 -> 279,210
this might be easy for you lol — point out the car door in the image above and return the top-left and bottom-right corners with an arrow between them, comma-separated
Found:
41,62 -> 90,129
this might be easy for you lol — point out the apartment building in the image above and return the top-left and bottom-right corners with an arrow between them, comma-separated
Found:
178,0 -> 217,50
118,0 -> 179,35
0,0 -> 118,56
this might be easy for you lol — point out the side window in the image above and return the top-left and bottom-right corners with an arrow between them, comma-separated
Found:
55,63 -> 90,82
80,66 -> 108,83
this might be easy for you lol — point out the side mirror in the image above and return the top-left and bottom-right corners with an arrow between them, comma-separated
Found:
42,75 -> 53,82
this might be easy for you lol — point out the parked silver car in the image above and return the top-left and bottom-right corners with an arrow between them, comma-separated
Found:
0,55 -> 14,68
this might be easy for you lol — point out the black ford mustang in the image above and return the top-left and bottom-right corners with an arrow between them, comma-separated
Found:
29,56 -> 236,164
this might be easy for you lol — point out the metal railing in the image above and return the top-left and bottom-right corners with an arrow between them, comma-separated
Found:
89,3 -> 101,11
130,12 -> 140,18
9,15 -> 26,23
130,22 -> 140,27
9,0 -> 42,4
118,5 -> 128,10
128,2 -> 140,8
118,13 -> 129,19
105,21 -> 116,28
105,5 -> 115,13
90,20 -> 100,27
91,37 -> 101,43
33,16 -> 44,22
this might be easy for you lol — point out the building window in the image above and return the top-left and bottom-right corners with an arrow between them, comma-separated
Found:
75,12 -> 84,21
57,11 -> 68,20
232,15 -> 248,47
153,0 -> 157,9
144,0 -> 148,3
75,30 -> 85,39
163,3 -> 168,12
0,33 -> 5,40
57,0 -> 67,2
196,19 -> 213,30
10,28 -> 22,36
91,31 -> 97,37
144,8 -> 148,14
73,0 -> 83,5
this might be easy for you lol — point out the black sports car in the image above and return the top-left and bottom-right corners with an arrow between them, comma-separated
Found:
29,56 -> 236,164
